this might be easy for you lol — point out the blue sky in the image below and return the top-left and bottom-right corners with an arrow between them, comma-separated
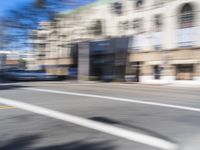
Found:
0,0 -> 34,17
0,0 -> 97,17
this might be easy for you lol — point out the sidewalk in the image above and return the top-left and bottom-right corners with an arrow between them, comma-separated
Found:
22,79 -> 200,88
83,80 -> 200,88
166,81 -> 200,88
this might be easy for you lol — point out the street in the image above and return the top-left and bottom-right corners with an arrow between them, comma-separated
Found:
0,82 -> 200,150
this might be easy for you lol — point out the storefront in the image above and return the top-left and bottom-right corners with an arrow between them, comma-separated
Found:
90,37 -> 129,81
78,37 -> 130,81
176,64 -> 194,80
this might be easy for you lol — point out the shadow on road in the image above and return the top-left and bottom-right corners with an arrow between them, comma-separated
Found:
89,116 -> 175,144
0,134 -> 116,150
0,84 -> 29,90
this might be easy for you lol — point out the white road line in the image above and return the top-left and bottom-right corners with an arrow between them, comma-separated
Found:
0,83 -> 22,86
0,97 -> 178,150
26,88 -> 200,113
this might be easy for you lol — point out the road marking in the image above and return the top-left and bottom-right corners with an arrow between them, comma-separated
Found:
26,88 -> 200,113
0,97 -> 178,150
0,105 -> 15,110
0,83 -> 22,86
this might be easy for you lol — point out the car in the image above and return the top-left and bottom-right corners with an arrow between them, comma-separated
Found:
3,69 -> 36,81
30,70 -> 58,81
3,69 -> 58,81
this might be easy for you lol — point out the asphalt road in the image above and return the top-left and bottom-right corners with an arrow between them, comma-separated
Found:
0,82 -> 200,150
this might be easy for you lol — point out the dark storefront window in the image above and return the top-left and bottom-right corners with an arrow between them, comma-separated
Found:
89,37 -> 129,81
176,64 -> 194,80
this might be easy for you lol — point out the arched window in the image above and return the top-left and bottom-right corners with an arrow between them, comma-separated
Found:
177,3 -> 196,48
179,3 -> 194,28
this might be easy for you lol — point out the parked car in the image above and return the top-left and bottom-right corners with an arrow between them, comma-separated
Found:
3,69 -> 34,81
30,70 -> 58,81
3,69 -> 58,81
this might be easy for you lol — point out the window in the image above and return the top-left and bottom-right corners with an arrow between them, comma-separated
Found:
135,0 -> 144,9
111,2 -> 123,15
133,19 -> 139,29
90,20 -> 103,35
133,18 -> 143,33
177,3 -> 196,47
154,14 -> 163,31
153,14 -> 163,50
119,21 -> 130,31
94,20 -> 102,35
179,3 -> 194,28
176,65 -> 194,80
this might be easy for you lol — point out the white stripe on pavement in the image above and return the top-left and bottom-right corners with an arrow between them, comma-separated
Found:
0,97 -> 178,150
26,88 -> 200,113
0,83 -> 22,86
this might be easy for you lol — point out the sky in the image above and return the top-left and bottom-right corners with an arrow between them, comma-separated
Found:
0,0 -> 34,17
0,0 -> 97,18
0,0 -> 97,50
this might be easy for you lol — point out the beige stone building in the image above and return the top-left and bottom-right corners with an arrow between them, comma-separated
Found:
35,0 -> 200,83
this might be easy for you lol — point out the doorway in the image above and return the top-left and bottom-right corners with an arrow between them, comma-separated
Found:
154,65 -> 161,80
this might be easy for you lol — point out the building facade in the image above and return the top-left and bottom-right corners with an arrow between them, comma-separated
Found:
35,0 -> 200,83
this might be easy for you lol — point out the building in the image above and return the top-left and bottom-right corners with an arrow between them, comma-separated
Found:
35,0 -> 200,83
0,51 -> 19,71
0,50 -> 37,71
34,21 -> 73,78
